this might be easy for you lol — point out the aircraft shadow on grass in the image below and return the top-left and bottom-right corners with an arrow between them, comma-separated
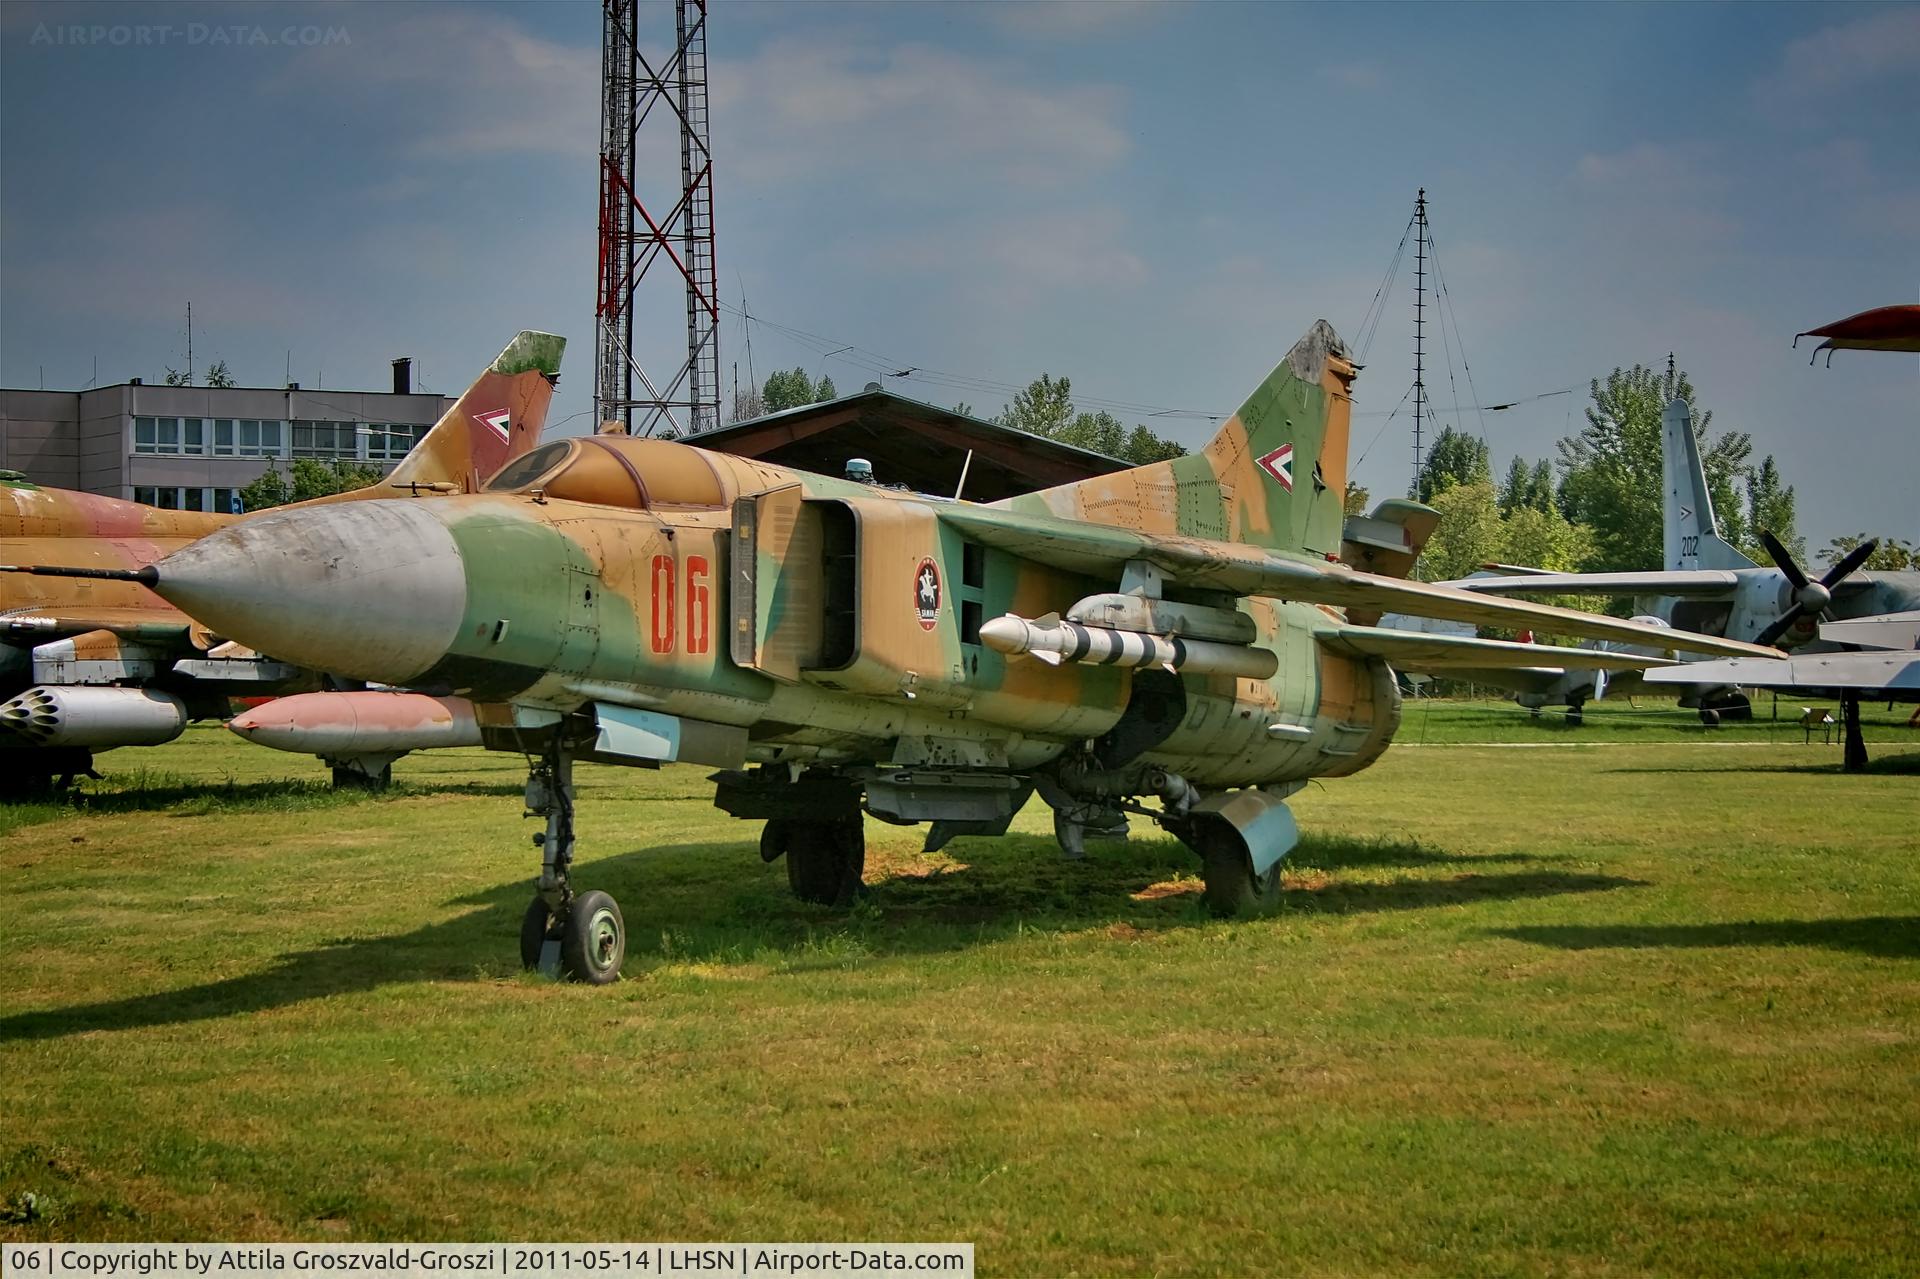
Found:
2,778 -> 538,834
1492,917 -> 1920,960
0,834 -> 1640,1043
1604,750 -> 1920,778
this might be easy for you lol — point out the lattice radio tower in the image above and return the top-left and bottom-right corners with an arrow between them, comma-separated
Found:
596,0 -> 719,436
1410,188 -> 1430,497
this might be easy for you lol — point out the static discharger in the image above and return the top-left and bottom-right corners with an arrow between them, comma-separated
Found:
978,613 -> 1280,679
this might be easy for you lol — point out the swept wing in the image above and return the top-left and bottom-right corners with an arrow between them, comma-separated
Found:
935,504 -> 1777,660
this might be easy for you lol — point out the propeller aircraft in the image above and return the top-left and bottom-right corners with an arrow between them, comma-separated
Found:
3,321 -> 1780,982
1449,398 -> 1920,721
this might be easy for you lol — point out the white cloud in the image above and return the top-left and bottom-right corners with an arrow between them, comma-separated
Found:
712,38 -> 1129,192
1569,142 -> 1737,244
832,207 -> 1147,305
272,7 -> 597,158
976,0 -> 1175,39
1766,7 -> 1920,100
1320,60 -> 1385,91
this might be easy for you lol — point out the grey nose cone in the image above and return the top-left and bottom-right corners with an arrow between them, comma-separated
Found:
156,501 -> 467,685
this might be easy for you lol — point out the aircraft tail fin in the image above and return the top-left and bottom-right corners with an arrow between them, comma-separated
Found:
295,331 -> 564,508
1661,398 -> 1755,571
998,320 -> 1356,559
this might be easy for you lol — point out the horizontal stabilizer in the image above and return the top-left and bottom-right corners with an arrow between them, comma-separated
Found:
1819,610 -> 1920,651
1646,651 -> 1920,694
1446,570 -> 1743,599
936,504 -> 1779,661
1323,625 -> 1672,674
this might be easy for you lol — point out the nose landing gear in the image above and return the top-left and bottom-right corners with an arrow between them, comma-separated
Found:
520,739 -> 625,983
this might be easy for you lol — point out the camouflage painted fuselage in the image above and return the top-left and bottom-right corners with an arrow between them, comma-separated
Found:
154,421 -> 1399,789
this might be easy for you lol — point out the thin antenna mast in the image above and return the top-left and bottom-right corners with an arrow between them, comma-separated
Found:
186,301 -> 194,385
1411,189 -> 1428,497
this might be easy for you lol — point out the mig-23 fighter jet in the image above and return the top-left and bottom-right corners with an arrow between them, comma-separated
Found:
5,321 -> 1778,982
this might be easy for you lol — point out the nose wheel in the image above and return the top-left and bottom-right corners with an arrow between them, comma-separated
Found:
519,739 -> 625,984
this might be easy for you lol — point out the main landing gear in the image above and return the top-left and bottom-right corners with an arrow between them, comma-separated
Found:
519,740 -> 625,983
760,816 -> 866,906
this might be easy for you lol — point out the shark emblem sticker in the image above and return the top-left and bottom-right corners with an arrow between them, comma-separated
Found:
914,558 -> 942,631
1255,443 -> 1295,492
473,408 -> 510,440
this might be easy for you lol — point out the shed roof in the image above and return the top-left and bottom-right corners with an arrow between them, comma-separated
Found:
689,388 -> 1128,500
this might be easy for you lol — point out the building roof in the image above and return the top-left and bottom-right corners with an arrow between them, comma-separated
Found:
689,387 -> 1128,501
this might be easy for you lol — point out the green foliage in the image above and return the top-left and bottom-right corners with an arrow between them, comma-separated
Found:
761,368 -> 836,413
1823,534 -> 1916,572
162,367 -> 191,386
996,374 -> 1185,464
1344,482 -> 1371,517
996,373 -> 1075,438
1557,362 -> 1750,572
1499,503 -> 1595,574
1741,455 -> 1803,564
1415,426 -> 1492,502
1416,480 -> 1503,581
1498,456 -> 1557,515
203,360 -> 235,389
238,458 -> 385,511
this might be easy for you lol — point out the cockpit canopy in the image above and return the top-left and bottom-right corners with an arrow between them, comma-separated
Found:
485,437 -> 729,510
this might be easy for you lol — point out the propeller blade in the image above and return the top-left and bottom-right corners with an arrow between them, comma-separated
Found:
1758,529 -> 1808,589
1819,538 -> 1879,590
1753,603 -> 1806,649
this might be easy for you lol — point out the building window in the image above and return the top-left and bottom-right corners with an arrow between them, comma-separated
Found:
181,418 -> 205,455
133,417 -> 182,454
366,422 -> 428,461
292,420 -> 359,458
213,419 -> 236,456
133,486 -> 244,514
234,419 -> 283,457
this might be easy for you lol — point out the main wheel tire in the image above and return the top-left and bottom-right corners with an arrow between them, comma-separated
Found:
559,890 -> 625,984
519,896 -> 560,970
786,818 -> 865,906
1566,706 -> 1585,726
760,818 -> 794,863
1199,827 -> 1283,919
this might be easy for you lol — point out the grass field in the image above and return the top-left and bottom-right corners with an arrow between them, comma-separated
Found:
2,701 -> 1916,1274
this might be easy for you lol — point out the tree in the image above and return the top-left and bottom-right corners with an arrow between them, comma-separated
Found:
996,374 -> 1074,439
1556,361 -> 1750,573
204,360 -> 235,389
239,458 -> 385,511
761,368 -> 838,413
1498,456 -> 1557,515
1499,504 -> 1595,574
1822,534 -> 1916,572
1415,480 -> 1503,581
1741,455 -> 1802,565
996,374 -> 1185,464
163,367 -> 191,386
1343,481 -> 1371,516
1415,426 -> 1491,502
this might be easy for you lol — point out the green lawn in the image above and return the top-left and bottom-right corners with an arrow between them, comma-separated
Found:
1,706 -> 1915,1275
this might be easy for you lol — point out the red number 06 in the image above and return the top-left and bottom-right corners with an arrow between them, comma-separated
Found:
650,553 -> 712,656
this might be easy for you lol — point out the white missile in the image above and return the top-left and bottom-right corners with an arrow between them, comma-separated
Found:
977,613 -> 1279,679
228,691 -> 481,755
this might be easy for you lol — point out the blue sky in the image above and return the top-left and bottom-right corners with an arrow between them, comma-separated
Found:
2,0 -> 1914,553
